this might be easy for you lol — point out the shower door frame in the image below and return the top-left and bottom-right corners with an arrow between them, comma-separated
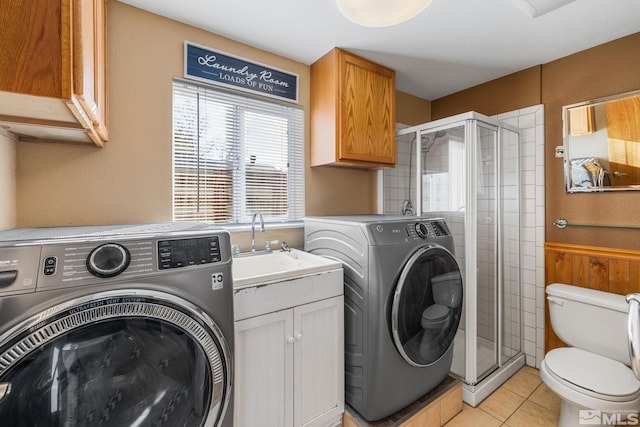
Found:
397,111 -> 524,405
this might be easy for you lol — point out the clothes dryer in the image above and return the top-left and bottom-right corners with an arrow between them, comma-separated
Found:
0,223 -> 234,427
304,215 -> 462,421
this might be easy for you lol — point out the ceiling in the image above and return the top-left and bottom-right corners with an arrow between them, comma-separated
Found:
117,0 -> 640,100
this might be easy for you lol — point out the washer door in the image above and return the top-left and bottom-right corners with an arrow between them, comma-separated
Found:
391,245 -> 463,367
0,290 -> 231,427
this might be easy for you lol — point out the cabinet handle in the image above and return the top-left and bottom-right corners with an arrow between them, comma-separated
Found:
286,336 -> 295,344
295,333 -> 303,341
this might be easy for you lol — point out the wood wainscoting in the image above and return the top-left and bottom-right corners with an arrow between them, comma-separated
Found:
544,242 -> 640,352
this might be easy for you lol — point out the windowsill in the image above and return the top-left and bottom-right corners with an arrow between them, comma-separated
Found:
220,220 -> 304,232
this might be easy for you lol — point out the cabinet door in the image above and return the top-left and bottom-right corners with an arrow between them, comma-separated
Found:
605,96 -> 640,186
339,52 -> 395,165
294,296 -> 345,427
0,0 -> 66,97
0,0 -> 108,146
235,310 -> 294,427
69,0 -> 108,141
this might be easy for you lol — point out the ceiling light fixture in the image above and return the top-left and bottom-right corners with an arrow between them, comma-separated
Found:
511,0 -> 576,17
336,0 -> 434,27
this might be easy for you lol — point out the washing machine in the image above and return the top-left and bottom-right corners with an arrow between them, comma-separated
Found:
0,223 -> 234,427
304,215 -> 463,421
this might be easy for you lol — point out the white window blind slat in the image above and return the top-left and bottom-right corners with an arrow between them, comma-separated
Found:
172,79 -> 304,224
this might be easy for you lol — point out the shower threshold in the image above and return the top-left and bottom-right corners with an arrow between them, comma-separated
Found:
458,353 -> 525,407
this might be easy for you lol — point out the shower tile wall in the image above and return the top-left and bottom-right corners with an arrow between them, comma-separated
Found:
383,105 -> 545,369
384,128 -> 414,215
496,105 -> 546,369
499,126 -> 521,363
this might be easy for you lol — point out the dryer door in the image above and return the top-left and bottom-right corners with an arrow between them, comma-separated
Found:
0,290 -> 231,427
391,245 -> 463,367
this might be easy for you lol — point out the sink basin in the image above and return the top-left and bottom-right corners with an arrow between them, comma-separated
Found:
232,249 -> 342,288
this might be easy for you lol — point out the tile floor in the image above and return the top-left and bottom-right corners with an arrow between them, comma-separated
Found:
445,366 -> 562,427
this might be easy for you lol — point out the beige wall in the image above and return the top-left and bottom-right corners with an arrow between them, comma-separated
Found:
15,1 -> 379,247
431,66 -> 542,119
542,33 -> 640,250
0,129 -> 16,229
396,90 -> 431,126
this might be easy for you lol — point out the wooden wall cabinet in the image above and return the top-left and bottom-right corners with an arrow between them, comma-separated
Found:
568,105 -> 595,136
311,48 -> 396,168
0,0 -> 108,146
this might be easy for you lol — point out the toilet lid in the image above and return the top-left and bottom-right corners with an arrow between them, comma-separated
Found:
423,304 -> 449,321
545,347 -> 640,399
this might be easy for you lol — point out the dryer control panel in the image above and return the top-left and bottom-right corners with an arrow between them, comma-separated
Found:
366,218 -> 451,245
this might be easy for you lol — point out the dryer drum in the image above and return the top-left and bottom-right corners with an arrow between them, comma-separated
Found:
0,290 -> 231,427
391,245 -> 463,367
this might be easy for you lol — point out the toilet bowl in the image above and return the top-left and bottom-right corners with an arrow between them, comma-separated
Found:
541,284 -> 640,427
421,271 -> 463,330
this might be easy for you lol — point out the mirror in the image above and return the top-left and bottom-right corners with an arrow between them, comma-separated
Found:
563,89 -> 640,192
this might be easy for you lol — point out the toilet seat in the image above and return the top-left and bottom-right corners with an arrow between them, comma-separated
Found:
422,304 -> 449,323
544,347 -> 640,402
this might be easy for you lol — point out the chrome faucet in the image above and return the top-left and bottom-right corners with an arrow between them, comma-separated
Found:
250,212 -> 265,252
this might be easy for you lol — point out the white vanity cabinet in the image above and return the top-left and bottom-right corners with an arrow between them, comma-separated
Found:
233,258 -> 344,427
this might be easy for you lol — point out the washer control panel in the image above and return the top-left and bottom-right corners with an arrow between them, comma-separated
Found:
0,236 -> 227,293
87,243 -> 131,278
39,239 -> 156,287
158,236 -> 221,269
0,225 -> 231,295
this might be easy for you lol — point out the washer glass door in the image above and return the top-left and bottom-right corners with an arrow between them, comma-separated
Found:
0,291 -> 231,427
391,245 -> 463,367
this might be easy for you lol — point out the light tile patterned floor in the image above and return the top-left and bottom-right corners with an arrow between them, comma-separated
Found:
445,366 -> 561,427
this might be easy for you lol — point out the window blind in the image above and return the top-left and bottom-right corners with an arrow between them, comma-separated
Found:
172,79 -> 305,224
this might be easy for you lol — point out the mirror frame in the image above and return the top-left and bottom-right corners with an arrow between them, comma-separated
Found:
563,89 -> 640,193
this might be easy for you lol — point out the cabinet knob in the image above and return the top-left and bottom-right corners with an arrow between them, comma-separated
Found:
286,336 -> 295,344
295,333 -> 303,341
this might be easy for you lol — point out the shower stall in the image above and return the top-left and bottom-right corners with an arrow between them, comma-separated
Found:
397,112 -> 524,406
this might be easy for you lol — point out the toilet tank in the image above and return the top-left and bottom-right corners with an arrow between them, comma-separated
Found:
547,283 -> 629,365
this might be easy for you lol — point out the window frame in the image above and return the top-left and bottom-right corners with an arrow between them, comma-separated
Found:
172,78 -> 305,226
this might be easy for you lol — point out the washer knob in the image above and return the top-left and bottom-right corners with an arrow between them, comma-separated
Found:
415,223 -> 429,239
87,243 -> 131,278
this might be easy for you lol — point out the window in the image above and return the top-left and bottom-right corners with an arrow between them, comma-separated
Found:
422,136 -> 465,212
172,79 -> 304,224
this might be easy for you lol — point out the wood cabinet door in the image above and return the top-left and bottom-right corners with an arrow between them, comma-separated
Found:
339,52 -> 396,165
235,310 -> 294,427
606,96 -> 640,186
568,105 -> 595,136
293,297 -> 344,427
0,0 -> 108,146
70,0 -> 108,141
0,0 -> 67,98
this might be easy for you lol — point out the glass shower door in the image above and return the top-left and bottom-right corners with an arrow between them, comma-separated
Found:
472,123 -> 499,382
499,127 -> 521,364
399,111 -> 523,404
418,124 -> 467,377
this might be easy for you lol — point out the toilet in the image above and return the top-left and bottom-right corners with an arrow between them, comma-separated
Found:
541,283 -> 640,427
421,271 -> 463,330
418,271 -> 463,362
